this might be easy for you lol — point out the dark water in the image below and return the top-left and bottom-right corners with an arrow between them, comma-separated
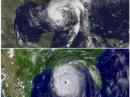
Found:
51,31 -> 87,48
90,0 -> 129,42
97,49 -> 129,97
31,64 -> 97,97
14,2 -> 56,43
14,3 -> 43,42
31,49 -> 129,97
31,70 -> 54,97
14,2 -> 88,47
14,0 -> 129,47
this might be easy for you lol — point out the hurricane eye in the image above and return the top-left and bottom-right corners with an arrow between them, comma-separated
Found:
64,81 -> 68,84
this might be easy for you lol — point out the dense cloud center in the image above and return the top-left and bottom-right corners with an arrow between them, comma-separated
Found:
14,0 -> 91,47
52,63 -> 85,97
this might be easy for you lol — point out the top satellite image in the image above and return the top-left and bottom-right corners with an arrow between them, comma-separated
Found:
1,0 -> 129,48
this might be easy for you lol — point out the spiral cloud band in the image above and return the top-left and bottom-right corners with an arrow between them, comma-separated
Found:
31,49 -> 129,97
14,0 -> 129,47
51,60 -> 98,97
31,60 -> 97,97
52,61 -> 86,97
14,0 -> 91,47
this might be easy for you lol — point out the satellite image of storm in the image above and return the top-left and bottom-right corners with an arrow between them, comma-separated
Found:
1,0 -> 129,48
1,49 -> 129,97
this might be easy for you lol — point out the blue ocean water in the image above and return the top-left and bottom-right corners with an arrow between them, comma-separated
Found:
14,2 -> 87,47
31,49 -> 129,97
31,70 -> 54,97
97,49 -> 129,97
51,31 -> 87,48
31,63 -> 97,97
14,2 -> 55,42
90,1 -> 129,42
14,0 -> 129,47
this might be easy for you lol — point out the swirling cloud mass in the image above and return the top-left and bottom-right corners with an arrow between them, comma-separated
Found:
32,60 -> 97,97
14,0 -> 129,47
31,49 -> 129,97
52,60 -> 95,97
14,0 -> 92,47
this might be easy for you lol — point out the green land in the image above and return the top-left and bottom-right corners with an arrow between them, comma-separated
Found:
2,49 -> 104,97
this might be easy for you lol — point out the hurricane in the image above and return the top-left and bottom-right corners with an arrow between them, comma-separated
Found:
32,59 -> 97,97
14,0 -> 95,47
52,60 -> 97,97
31,49 -> 129,97
14,0 -> 129,47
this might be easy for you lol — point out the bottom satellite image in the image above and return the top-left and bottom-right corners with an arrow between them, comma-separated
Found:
1,49 -> 129,97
